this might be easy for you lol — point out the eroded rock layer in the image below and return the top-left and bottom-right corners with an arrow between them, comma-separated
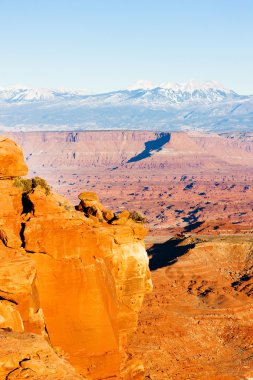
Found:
128,235 -> 253,379
4,131 -> 253,235
0,137 -> 152,379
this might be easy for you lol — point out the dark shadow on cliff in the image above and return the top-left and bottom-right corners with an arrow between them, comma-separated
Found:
127,132 -> 170,163
148,237 -> 195,271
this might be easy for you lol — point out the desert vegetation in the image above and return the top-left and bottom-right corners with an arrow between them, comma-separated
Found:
129,211 -> 146,223
13,176 -> 51,195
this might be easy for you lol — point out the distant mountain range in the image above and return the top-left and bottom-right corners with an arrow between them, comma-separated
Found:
0,81 -> 252,132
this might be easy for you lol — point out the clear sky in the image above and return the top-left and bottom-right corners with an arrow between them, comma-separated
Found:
0,0 -> 253,94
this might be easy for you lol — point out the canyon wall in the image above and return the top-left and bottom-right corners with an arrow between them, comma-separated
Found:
0,137 -> 152,379
5,131 -> 253,172
4,131 -> 253,234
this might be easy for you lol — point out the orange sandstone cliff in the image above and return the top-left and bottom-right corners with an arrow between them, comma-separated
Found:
0,137 -> 152,379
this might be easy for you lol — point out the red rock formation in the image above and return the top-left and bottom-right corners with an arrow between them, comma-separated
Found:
0,137 -> 152,379
0,136 -> 28,178
4,131 -> 253,235
0,330 -> 84,379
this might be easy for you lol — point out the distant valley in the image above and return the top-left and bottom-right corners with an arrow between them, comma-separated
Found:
6,130 -> 253,235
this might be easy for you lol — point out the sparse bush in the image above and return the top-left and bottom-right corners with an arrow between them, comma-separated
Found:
32,177 -> 51,195
14,176 -> 50,195
13,177 -> 32,194
129,211 -> 146,223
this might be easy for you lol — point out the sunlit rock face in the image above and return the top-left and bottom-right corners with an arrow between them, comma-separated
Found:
23,188 -> 151,378
0,136 -> 151,379
0,139 -> 27,249
0,138 -> 44,338
0,137 -> 28,178
0,330 -> 84,380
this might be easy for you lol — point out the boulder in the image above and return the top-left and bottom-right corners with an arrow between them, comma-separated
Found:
0,137 -> 28,178
78,191 -> 99,202
111,210 -> 130,225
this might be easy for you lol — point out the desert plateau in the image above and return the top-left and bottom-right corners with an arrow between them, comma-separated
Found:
6,130 -> 253,235
0,131 -> 252,379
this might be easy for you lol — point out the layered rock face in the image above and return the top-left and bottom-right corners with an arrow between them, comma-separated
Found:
5,131 -> 253,234
0,137 -> 151,379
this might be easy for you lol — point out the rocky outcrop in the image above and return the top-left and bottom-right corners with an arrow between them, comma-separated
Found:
0,330 -> 84,379
0,137 -> 152,379
0,137 -> 28,178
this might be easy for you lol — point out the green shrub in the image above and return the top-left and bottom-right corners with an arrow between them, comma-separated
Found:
13,177 -> 32,194
129,211 -> 146,223
32,177 -> 51,195
14,176 -> 50,195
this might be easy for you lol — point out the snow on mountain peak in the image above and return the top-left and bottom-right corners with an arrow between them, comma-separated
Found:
0,81 -> 251,133
161,80 -> 230,92
0,86 -> 90,102
129,79 -> 233,93
15,88 -> 55,101
0,80 -> 239,106
0,87 -> 54,102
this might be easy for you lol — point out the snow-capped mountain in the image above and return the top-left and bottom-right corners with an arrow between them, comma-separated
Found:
0,81 -> 252,133
0,87 -> 89,102
125,80 -> 239,105
0,81 -> 240,105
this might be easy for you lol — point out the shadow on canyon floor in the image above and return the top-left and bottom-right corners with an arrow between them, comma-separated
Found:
148,237 -> 195,271
183,220 -> 204,233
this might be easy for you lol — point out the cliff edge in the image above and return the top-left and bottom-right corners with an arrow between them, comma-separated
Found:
0,137 -> 152,379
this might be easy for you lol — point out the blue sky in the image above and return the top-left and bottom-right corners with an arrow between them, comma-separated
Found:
0,0 -> 252,94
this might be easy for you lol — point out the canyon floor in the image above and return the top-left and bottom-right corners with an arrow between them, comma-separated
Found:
5,130 -> 253,236
129,234 -> 253,380
3,130 -> 253,379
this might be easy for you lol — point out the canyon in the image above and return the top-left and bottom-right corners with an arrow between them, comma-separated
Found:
5,130 -> 253,235
0,131 -> 253,379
